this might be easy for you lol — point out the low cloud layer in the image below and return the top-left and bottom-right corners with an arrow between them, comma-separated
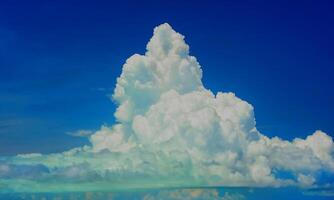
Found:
0,189 -> 244,200
0,23 -> 333,192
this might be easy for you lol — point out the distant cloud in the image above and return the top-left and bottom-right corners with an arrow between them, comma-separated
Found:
303,186 -> 334,197
66,129 -> 94,137
96,87 -> 108,92
143,189 -> 245,200
0,23 -> 333,193
91,87 -> 113,92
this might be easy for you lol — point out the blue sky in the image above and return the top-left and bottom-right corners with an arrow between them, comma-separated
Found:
0,0 -> 333,156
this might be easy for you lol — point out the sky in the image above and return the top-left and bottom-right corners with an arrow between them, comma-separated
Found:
0,1 -> 334,194
0,0 -> 333,156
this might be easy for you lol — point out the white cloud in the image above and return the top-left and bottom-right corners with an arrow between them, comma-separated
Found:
0,23 -> 333,192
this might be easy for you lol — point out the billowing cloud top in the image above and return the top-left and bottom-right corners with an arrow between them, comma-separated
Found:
0,23 -> 333,193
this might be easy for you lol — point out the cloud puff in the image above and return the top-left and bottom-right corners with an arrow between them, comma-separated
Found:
0,23 -> 333,192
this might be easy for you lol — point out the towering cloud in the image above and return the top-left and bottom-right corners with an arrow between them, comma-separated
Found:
0,23 -> 333,192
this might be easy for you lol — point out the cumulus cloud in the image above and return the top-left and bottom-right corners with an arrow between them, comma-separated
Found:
0,23 -> 333,193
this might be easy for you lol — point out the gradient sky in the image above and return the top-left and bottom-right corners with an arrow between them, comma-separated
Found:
0,0 -> 333,156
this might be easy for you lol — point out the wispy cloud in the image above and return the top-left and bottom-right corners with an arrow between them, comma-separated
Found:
0,119 -> 23,129
66,129 -> 94,137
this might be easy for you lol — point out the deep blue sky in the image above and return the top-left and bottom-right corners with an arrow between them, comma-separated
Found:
0,0 -> 333,155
